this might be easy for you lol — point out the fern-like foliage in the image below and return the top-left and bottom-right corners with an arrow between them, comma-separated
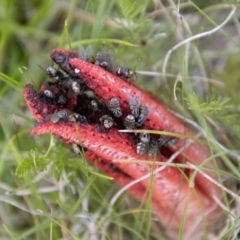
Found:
118,0 -> 145,19
16,149 -> 49,177
186,90 -> 236,123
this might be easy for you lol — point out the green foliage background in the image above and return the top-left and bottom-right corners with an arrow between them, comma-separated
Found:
0,0 -> 239,239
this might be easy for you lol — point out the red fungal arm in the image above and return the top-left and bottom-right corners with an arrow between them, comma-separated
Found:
31,121 -> 219,237
23,84 -> 59,122
57,52 -> 220,198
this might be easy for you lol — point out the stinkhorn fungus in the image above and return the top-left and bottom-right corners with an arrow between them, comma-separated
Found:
23,48 -> 224,239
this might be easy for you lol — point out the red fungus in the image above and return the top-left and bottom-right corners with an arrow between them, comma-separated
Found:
51,49 -> 220,198
22,48 -> 225,239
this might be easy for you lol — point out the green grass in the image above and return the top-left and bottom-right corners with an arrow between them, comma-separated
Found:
0,0 -> 239,239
